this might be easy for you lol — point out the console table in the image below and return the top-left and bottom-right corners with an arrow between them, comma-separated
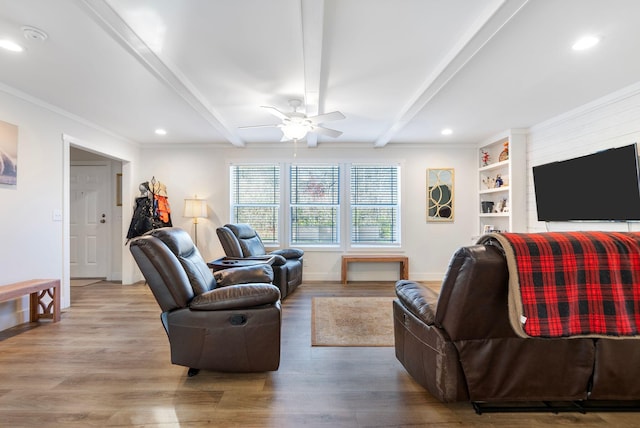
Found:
341,255 -> 409,284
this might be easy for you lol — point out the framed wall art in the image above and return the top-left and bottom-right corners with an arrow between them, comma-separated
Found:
427,168 -> 454,222
0,120 -> 18,186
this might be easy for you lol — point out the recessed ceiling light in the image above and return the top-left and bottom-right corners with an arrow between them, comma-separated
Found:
441,128 -> 453,135
572,35 -> 600,51
0,39 -> 24,52
155,128 -> 167,136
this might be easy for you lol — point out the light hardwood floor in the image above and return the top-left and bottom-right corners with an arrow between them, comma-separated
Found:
0,281 -> 637,427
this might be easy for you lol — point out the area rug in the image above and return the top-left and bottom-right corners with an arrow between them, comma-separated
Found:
311,297 -> 395,347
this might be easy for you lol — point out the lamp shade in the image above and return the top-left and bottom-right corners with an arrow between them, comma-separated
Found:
184,198 -> 208,218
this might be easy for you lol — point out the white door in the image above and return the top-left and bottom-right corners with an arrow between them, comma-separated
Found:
70,165 -> 108,278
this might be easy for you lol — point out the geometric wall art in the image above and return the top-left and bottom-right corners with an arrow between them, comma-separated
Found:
427,168 -> 454,222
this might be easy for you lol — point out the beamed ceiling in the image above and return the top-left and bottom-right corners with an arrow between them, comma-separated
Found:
1,0 -> 639,148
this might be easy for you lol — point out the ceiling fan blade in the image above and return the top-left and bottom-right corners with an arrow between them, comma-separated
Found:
238,124 -> 280,129
261,106 -> 290,121
312,125 -> 343,138
307,111 -> 345,124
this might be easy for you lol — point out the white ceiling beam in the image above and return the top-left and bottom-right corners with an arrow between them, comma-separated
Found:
77,0 -> 246,147
374,0 -> 529,147
301,0 -> 325,148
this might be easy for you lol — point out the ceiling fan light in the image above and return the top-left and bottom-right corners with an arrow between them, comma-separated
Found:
282,122 -> 311,140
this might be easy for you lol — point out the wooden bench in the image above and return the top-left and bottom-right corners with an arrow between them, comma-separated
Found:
0,279 -> 61,322
341,255 -> 409,284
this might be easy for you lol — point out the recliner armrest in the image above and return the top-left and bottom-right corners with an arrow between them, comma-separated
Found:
395,280 -> 439,325
214,264 -> 274,286
190,283 -> 281,311
270,248 -> 304,259
266,254 -> 287,266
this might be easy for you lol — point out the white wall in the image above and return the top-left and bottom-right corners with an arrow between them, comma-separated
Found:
0,87 -> 139,331
138,143 -> 477,282
4,77 -> 639,331
527,82 -> 640,232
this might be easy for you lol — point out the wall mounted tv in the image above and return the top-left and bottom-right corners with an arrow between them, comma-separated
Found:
533,143 -> 640,221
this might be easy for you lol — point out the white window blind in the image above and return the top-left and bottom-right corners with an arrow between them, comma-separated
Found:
230,164 -> 279,243
350,164 -> 400,244
290,164 -> 340,245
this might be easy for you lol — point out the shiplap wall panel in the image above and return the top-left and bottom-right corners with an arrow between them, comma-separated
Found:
527,82 -> 640,232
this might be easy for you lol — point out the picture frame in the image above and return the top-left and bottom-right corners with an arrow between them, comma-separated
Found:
483,224 -> 494,234
427,168 -> 454,222
0,120 -> 18,186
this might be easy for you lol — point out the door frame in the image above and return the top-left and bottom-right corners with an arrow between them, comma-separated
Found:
63,134 -> 129,307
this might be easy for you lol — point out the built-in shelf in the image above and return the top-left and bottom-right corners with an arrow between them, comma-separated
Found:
479,212 -> 510,218
478,130 -> 527,235
479,186 -> 509,194
479,159 -> 509,172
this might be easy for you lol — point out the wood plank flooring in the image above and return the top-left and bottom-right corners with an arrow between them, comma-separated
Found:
0,281 -> 637,427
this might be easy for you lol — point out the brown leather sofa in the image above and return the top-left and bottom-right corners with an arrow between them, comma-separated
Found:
393,242 -> 640,408
216,223 -> 303,299
129,227 -> 282,376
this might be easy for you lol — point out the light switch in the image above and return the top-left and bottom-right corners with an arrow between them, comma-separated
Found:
52,209 -> 62,221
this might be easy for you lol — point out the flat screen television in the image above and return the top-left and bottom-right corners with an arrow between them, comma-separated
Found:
532,143 -> 640,221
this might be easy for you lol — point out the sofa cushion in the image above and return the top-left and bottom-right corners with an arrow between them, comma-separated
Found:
149,227 -> 216,295
226,223 -> 267,257
395,280 -> 439,325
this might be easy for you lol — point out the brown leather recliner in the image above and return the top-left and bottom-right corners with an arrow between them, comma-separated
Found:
216,223 -> 303,299
129,227 -> 282,375
393,244 -> 595,404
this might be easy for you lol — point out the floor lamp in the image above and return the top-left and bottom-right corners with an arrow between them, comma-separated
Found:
184,197 -> 208,246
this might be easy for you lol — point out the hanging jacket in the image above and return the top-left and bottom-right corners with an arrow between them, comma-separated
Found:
126,196 -> 154,243
154,194 -> 172,226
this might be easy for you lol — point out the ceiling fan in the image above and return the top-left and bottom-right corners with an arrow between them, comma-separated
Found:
240,99 -> 345,141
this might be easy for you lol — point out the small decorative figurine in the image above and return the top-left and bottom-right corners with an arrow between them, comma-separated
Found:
495,174 -> 504,187
482,176 -> 495,189
496,198 -> 509,213
481,149 -> 490,166
499,141 -> 509,162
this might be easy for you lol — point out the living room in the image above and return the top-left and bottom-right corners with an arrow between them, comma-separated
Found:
2,1 -> 640,424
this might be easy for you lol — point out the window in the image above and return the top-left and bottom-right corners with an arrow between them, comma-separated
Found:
290,164 -> 340,245
229,162 -> 400,248
230,164 -> 279,243
350,164 -> 400,245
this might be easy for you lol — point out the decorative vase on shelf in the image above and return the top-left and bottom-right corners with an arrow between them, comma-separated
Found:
499,141 -> 509,162
481,201 -> 494,213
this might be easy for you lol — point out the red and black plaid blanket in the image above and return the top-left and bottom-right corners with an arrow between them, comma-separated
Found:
479,232 -> 640,338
